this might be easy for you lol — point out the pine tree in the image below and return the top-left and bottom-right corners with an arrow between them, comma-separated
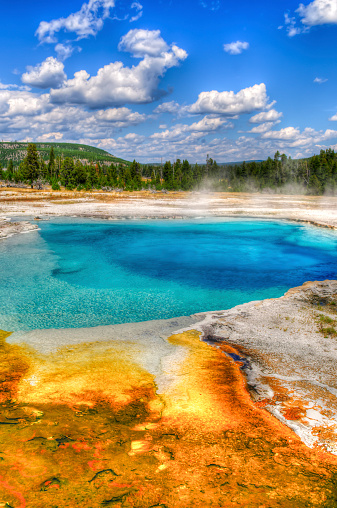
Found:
163,161 -> 173,188
74,161 -> 86,185
39,157 -> 48,179
7,160 -> 14,180
181,159 -> 193,190
48,147 -> 56,179
61,157 -> 76,189
22,143 -> 39,184
134,163 -> 142,189
107,163 -> 117,186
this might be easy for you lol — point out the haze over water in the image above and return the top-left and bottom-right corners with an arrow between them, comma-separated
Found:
1,219 -> 337,331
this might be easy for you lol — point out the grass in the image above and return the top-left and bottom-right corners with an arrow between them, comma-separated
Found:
316,314 -> 337,337
319,314 -> 334,324
321,326 -> 337,337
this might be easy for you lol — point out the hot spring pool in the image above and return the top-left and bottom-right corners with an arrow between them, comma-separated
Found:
1,218 -> 337,330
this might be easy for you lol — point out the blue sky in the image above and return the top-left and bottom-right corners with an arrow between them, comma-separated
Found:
1,0 -> 337,162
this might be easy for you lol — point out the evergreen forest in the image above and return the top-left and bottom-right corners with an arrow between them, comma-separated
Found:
1,143 -> 337,195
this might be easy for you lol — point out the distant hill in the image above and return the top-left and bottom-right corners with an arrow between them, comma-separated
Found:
0,142 -> 130,168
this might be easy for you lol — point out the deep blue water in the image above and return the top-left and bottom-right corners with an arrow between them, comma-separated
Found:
1,218 -> 337,331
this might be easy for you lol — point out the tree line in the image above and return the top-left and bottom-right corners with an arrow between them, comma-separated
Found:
1,143 -> 337,195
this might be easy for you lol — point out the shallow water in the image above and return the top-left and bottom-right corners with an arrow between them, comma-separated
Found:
1,218 -> 337,331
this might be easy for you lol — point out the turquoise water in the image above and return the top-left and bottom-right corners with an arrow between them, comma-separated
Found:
1,218 -> 337,331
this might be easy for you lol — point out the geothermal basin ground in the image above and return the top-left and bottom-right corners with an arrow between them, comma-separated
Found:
1,189 -> 337,507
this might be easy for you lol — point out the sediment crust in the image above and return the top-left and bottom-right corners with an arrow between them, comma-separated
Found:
0,218 -> 38,239
2,188 -> 337,229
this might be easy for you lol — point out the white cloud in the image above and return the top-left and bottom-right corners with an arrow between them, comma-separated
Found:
95,107 -> 146,126
329,113 -> 337,121
249,122 -> 278,133
0,90 -> 51,117
88,125 -> 337,163
223,41 -> 249,55
153,101 -> 181,115
0,82 -> 30,91
150,115 -> 231,143
22,57 -> 66,89
261,126 -> 337,147
55,43 -> 80,61
0,84 -> 148,143
297,0 -> 337,26
37,132 -> 64,141
35,0 -> 115,44
187,83 -> 268,116
249,108 -> 283,123
118,29 -> 169,58
50,36 -> 187,108
4,97 -> 334,162
284,13 -> 306,36
284,0 -> 337,36
130,2 -> 143,22
322,128 -> 337,139
266,100 -> 277,110
262,126 -> 301,140
314,77 -> 328,83
189,116 -> 231,132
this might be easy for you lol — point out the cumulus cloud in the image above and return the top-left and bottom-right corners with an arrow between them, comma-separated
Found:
260,126 -> 337,148
0,86 -> 148,143
50,34 -> 187,108
249,122 -> 278,133
297,0 -> 337,26
153,101 -> 181,115
249,109 -> 283,123
187,83 -> 268,116
3,86 -> 336,163
149,115 -> 231,144
36,0 -> 115,44
21,57 -> 67,89
95,107 -> 146,127
284,0 -> 337,36
223,41 -> 249,55
262,126 -> 300,140
0,90 -> 51,117
189,116 -> 232,132
80,123 -> 337,164
37,132 -> 64,141
118,29 -> 169,57
314,77 -> 328,83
